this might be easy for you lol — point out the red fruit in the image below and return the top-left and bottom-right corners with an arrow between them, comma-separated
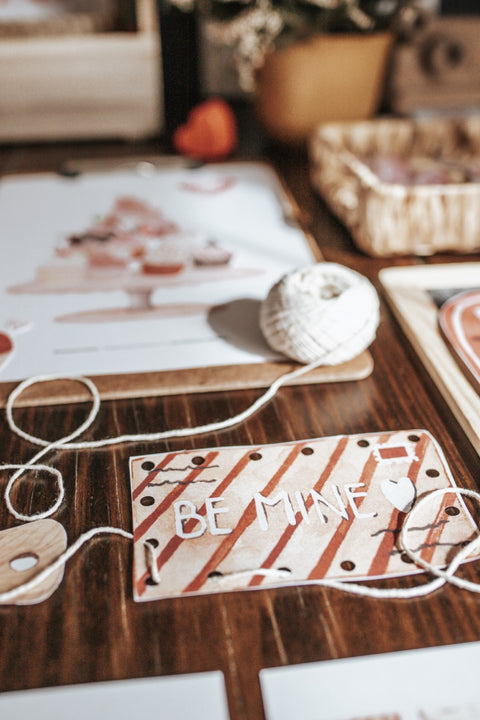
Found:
173,98 -> 238,161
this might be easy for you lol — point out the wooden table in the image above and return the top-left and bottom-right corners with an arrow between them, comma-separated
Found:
2,128 -> 480,720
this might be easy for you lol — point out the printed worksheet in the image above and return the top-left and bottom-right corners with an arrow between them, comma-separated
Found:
0,162 -> 315,382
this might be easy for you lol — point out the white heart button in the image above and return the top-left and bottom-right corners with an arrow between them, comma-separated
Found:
381,476 -> 416,513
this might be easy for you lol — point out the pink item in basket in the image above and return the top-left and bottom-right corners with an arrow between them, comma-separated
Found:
408,157 -> 464,185
362,154 -> 411,185
362,154 -> 467,186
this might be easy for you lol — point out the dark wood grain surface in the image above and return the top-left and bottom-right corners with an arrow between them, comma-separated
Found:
2,127 -> 480,720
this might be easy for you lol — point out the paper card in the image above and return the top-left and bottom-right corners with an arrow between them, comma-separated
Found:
260,641 -> 480,720
129,430 -> 478,601
0,671 -> 228,720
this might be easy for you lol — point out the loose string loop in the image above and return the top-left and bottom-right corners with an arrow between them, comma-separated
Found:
6,365 -> 324,451
3,366 -> 323,522
4,376 -> 480,603
145,487 -> 480,601
4,375 -> 101,521
399,487 -> 480,594
3,463 -> 64,522
6,374 -> 101,450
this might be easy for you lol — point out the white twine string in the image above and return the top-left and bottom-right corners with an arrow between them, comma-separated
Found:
322,487 -> 480,598
3,367 -> 324,521
6,487 -> 480,604
7,367 -> 325,451
3,375 -> 480,603
0,526 -> 133,605
205,487 -> 480,600
0,367 -> 323,602
144,539 -> 162,585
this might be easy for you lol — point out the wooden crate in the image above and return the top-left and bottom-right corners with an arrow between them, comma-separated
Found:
309,116 -> 480,257
0,0 -> 163,142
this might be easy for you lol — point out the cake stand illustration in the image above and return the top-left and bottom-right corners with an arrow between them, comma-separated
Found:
8,195 -> 263,323
9,264 -> 263,323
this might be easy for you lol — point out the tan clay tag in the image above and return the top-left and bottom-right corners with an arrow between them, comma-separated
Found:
129,430 -> 479,601
0,519 -> 67,605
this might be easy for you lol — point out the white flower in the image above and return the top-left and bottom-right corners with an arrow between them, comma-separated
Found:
206,0 -> 284,91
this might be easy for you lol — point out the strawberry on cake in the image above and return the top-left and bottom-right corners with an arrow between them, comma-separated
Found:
141,240 -> 187,275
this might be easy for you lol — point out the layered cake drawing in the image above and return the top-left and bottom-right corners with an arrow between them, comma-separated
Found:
8,194 -> 261,321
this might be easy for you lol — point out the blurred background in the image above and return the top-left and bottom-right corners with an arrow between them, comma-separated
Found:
0,0 -> 479,148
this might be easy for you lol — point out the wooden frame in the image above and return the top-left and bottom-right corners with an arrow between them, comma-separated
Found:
380,262 -> 480,455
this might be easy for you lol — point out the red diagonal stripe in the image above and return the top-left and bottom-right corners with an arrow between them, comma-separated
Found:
248,435 -> 349,586
182,441 -> 306,593
132,453 -> 178,501
307,450 -> 378,580
420,493 -> 454,565
133,451 -> 219,542
368,432 -> 429,577
136,447 -> 258,597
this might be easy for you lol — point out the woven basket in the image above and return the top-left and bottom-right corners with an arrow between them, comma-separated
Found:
309,116 -> 480,257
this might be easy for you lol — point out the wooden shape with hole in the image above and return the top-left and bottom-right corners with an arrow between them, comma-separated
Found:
0,519 -> 67,605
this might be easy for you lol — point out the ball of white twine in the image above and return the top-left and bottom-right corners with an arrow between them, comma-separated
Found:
260,262 -> 380,364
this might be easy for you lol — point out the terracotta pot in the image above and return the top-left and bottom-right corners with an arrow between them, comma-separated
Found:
254,32 -> 393,143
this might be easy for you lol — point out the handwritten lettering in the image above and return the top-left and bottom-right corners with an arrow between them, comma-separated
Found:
174,496 -> 233,539
173,483 -> 378,538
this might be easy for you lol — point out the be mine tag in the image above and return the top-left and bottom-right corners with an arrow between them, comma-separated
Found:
129,430 -> 479,602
